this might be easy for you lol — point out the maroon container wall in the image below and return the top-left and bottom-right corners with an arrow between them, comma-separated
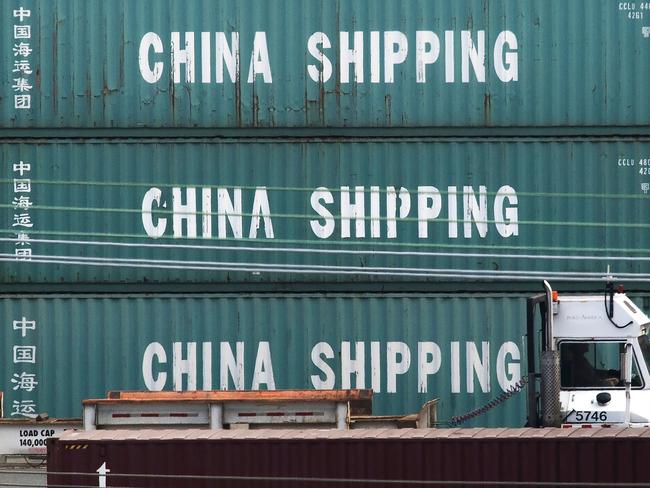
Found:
47,430 -> 650,487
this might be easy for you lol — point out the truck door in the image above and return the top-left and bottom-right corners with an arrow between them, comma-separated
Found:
559,340 -> 642,425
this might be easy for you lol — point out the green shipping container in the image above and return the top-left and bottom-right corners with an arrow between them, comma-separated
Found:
1,1 -> 649,130
2,138 -> 650,287
0,292 -> 541,427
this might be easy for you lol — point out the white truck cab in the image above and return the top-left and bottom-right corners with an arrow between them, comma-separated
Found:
554,291 -> 650,426
529,282 -> 650,427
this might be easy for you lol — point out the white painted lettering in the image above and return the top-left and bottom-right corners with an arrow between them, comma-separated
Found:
201,32 -> 211,83
217,188 -> 243,238
171,32 -> 195,83
249,187 -> 274,238
417,186 -> 442,238
142,342 -> 167,391
172,187 -> 197,238
97,462 -> 110,488
139,33 -> 164,83
448,186 -> 458,238
173,342 -> 197,391
340,31 -> 364,83
494,185 -> 519,238
220,342 -> 245,390
461,30 -> 485,83
371,341 -> 381,393
310,188 -> 335,238
202,342 -> 212,390
247,32 -> 272,83
370,186 -> 381,238
418,342 -> 442,393
311,342 -> 336,389
386,342 -> 411,393
340,186 -> 366,238
370,31 -> 381,83
307,32 -> 333,83
494,31 -> 518,82
445,31 -> 455,83
252,342 -> 276,390
386,187 -> 411,239
216,32 -> 240,83
415,31 -> 440,83
142,188 -> 167,238
384,31 -> 408,83
466,341 -> 490,393
201,188 -> 212,238
496,341 -> 521,390
342,342 -> 365,389
463,185 -> 488,238
451,341 -> 461,393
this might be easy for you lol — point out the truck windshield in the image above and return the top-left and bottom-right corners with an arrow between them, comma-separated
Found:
639,334 -> 650,374
560,341 -> 643,389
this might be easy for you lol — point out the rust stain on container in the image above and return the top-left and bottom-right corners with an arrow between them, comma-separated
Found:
385,95 -> 391,124
105,389 -> 373,403
4,1 -> 650,128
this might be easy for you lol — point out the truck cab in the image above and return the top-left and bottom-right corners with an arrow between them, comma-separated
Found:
529,283 -> 650,427
554,291 -> 650,426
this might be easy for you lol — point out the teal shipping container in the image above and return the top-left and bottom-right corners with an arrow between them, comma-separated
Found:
0,292 -> 538,427
2,138 -> 650,286
1,1 -> 649,130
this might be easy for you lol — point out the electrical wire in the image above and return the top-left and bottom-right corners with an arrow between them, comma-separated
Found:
4,180 -> 650,278
2,228 -> 650,258
3,177 -> 649,200
448,376 -> 528,427
604,284 -> 634,329
1,253 -> 648,281
2,237 -> 650,263
5,467 -> 650,487
4,201 -> 650,229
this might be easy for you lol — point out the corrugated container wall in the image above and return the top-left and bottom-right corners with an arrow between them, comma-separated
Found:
1,293 -> 534,426
47,428 -> 650,487
3,292 -> 650,425
3,1 -> 648,429
1,1 -> 649,130
2,138 -> 649,287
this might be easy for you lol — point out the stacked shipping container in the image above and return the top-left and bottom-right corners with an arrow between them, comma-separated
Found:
47,428 -> 650,487
2,0 -> 650,426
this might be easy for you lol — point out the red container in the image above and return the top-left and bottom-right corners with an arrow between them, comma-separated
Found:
47,427 -> 650,487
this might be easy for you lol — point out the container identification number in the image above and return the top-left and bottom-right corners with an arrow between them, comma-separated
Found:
619,2 -> 649,19
639,159 -> 650,174
572,411 -> 608,422
616,158 -> 650,171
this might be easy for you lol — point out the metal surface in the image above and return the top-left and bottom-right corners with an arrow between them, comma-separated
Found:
107,389 -> 373,404
0,467 -> 45,488
47,427 -> 650,488
49,425 -> 650,440
2,138 -> 650,286
83,390 -> 372,429
1,292 -> 533,427
1,1 -> 650,130
540,350 -> 561,427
